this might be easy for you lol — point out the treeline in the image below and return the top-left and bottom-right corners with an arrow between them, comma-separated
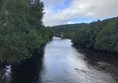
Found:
51,17 -> 118,53
0,0 -> 53,64
51,23 -> 88,37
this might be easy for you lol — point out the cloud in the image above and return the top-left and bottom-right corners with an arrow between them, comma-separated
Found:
66,21 -> 74,24
42,0 -> 118,26
43,0 -> 65,8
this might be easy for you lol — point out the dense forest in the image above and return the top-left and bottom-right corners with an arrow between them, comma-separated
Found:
51,23 -> 89,37
51,17 -> 118,53
0,0 -> 53,64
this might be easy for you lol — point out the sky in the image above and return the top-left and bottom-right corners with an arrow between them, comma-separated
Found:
42,0 -> 118,26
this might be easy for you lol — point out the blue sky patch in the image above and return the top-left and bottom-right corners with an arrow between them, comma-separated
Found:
52,0 -> 72,12
67,17 -> 97,24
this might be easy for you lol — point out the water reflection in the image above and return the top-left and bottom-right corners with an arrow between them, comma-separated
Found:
41,37 -> 118,83
2,37 -> 118,83
77,47 -> 118,81
0,65 -> 12,83
11,55 -> 43,83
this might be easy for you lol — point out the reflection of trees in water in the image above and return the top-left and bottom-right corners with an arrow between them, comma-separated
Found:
11,54 -> 44,83
77,47 -> 118,65
0,65 -> 12,83
77,47 -> 118,81
2,65 -> 11,83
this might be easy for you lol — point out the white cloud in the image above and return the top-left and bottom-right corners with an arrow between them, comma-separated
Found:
66,21 -> 74,24
43,0 -> 118,26
42,0 -> 65,8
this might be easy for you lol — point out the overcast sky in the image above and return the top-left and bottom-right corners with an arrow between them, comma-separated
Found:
42,0 -> 118,26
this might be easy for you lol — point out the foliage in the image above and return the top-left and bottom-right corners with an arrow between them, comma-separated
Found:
95,18 -> 118,52
0,0 -> 52,63
51,23 -> 88,37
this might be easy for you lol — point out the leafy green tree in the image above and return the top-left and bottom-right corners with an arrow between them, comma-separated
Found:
95,20 -> 118,52
0,0 -> 52,63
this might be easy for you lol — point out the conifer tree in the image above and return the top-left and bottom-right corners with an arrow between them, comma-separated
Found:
0,0 -> 52,63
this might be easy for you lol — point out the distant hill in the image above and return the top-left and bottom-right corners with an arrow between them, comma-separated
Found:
50,23 -> 88,37
50,16 -> 118,37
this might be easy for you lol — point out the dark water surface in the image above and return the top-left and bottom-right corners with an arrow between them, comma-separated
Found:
3,37 -> 118,83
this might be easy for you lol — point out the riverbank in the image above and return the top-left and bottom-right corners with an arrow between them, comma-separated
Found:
73,43 -> 118,55
73,44 -> 118,81
0,43 -> 46,82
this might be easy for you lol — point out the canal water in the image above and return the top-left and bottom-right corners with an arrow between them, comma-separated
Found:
3,37 -> 118,83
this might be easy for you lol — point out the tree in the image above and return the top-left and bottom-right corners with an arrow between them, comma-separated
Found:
0,0 -> 52,63
95,20 -> 118,52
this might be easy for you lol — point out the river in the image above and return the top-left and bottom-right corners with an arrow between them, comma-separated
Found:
2,37 -> 118,83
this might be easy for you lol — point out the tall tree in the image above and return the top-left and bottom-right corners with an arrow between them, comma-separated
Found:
0,0 -> 52,63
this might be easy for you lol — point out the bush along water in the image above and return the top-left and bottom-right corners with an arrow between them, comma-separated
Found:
0,0 -> 53,64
